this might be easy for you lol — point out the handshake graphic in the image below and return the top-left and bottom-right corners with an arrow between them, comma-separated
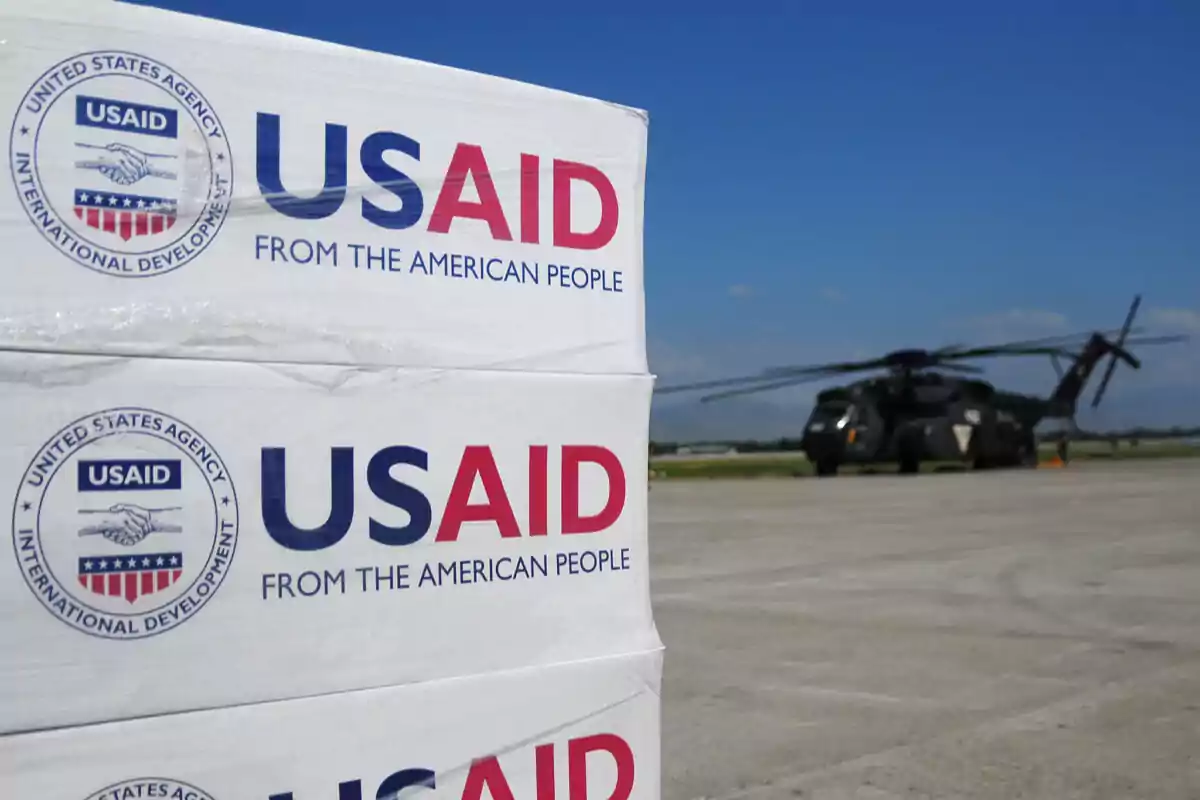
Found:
78,503 -> 183,546
75,142 -> 179,186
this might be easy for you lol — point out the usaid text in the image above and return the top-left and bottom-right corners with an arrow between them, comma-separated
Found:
257,113 -> 621,251
267,732 -> 636,800
262,444 -> 626,549
259,444 -> 634,600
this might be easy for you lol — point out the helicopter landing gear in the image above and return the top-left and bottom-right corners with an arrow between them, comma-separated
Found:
1019,432 -> 1039,468
967,438 -> 993,471
814,458 -> 839,477
896,431 -> 921,474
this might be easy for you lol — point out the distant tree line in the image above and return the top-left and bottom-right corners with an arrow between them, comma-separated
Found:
649,438 -> 805,456
1036,426 -> 1200,445
650,426 -> 1200,455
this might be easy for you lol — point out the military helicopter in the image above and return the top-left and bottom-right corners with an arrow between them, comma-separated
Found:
655,296 -> 1188,476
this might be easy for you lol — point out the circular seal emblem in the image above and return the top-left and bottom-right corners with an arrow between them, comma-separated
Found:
85,778 -> 217,800
9,51 -> 233,277
11,407 -> 239,640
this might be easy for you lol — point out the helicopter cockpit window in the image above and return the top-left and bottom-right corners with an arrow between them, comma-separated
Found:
838,404 -> 857,427
815,401 -> 848,419
814,401 -> 856,428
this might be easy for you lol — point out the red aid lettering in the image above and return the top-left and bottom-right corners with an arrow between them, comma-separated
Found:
553,160 -> 618,250
436,446 -> 521,541
428,144 -> 513,240
529,445 -> 549,536
462,756 -> 517,800
562,445 -> 625,534
536,743 -> 556,800
569,734 -> 635,800
521,153 -> 540,244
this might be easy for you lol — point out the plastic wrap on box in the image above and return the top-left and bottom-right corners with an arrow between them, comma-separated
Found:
0,350 -> 659,734
0,0 -> 647,374
1,647 -> 664,800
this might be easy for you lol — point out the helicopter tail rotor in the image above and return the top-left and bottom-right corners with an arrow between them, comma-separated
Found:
1091,295 -> 1141,409
1045,294 -> 1188,416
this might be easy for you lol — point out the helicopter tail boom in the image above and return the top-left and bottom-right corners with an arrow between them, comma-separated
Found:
1045,294 -> 1174,416
1047,333 -> 1134,414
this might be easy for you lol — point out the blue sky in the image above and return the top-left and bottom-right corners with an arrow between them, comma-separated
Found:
132,0 -> 1200,436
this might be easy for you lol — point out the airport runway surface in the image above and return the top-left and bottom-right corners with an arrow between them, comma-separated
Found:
649,459 -> 1200,800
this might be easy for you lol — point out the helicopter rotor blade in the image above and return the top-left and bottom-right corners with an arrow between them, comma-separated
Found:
1050,353 -> 1064,379
703,330 -> 1158,387
655,374 -> 773,395
698,372 -> 833,403
655,297 -> 1189,407
937,343 -> 1080,361
933,363 -> 986,374
1092,295 -> 1140,409
655,363 -> 845,395
1120,334 -> 1189,346
759,357 -> 894,377
931,327 -> 1150,363
972,327 -> 1143,350
660,351 -> 908,395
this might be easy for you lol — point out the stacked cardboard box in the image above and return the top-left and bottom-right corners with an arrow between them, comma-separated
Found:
0,2 -> 660,798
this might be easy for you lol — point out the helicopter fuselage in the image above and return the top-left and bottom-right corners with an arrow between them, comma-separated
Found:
800,374 -> 1041,475
653,295 -> 1184,476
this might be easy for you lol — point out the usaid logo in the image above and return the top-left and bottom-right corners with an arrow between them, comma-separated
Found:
11,408 -> 239,640
84,778 -> 216,800
9,52 -> 233,277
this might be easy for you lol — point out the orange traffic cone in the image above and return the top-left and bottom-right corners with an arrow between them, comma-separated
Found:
1041,440 -> 1070,468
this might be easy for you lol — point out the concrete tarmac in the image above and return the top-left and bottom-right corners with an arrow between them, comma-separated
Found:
650,459 -> 1200,800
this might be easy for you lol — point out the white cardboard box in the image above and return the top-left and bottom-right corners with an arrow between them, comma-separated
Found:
0,351 -> 659,733
0,0 -> 647,374
0,647 -> 664,800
